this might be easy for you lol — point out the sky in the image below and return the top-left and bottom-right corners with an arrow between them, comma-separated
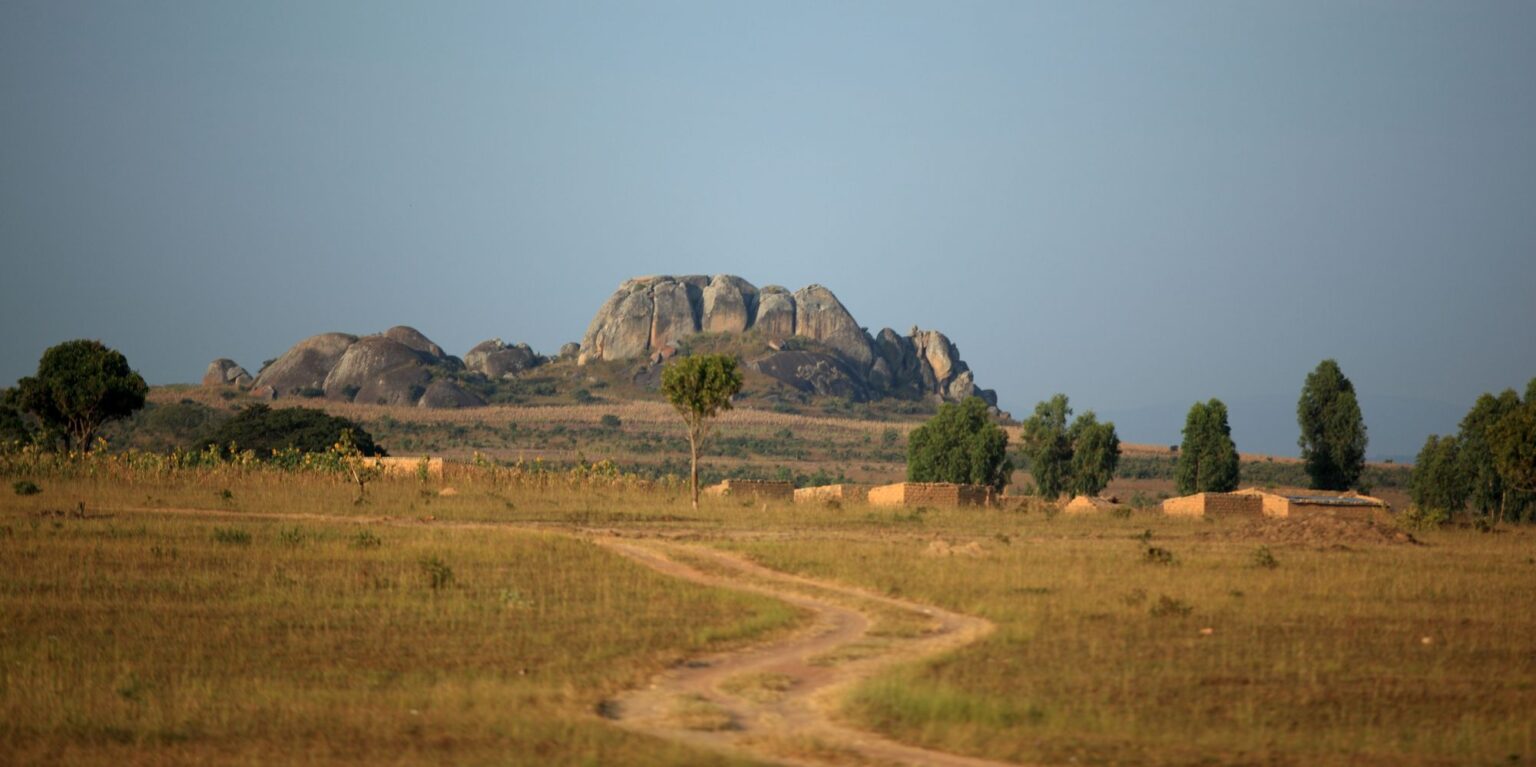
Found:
2,1 -> 1533,459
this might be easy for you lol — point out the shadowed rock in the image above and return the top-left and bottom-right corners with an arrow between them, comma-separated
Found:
417,380 -> 486,409
755,286 -> 797,338
793,285 -> 875,371
323,336 -> 432,405
253,333 -> 358,395
465,339 -> 543,379
203,359 -> 252,388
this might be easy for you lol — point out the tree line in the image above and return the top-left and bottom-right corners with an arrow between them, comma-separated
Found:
1409,379 -> 1536,524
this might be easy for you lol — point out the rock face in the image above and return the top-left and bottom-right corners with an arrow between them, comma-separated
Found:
322,336 -> 432,406
248,326 -> 531,409
465,339 -> 543,379
577,275 -> 996,406
202,359 -> 252,388
253,333 -> 358,396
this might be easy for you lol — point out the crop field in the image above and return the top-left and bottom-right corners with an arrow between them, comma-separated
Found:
3,460 -> 1528,766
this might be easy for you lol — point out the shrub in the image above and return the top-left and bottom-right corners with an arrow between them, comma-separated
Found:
1142,545 -> 1177,566
203,405 -> 384,458
212,527 -> 251,546
13,480 -> 40,496
1397,505 -> 1450,532
1150,595 -> 1193,618
600,414 -> 622,429
419,555 -> 454,590
351,530 -> 383,549
1251,546 -> 1279,569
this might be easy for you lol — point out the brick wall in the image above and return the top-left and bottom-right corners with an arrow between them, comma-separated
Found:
793,484 -> 871,504
706,479 -> 794,501
867,482 -> 992,507
1161,492 -> 1262,517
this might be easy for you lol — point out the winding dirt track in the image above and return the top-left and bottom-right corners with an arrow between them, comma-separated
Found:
594,537 -> 1013,766
90,506 -> 1012,765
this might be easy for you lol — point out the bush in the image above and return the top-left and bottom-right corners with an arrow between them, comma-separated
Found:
203,405 -> 384,458
1397,505 -> 1450,532
1251,546 -> 1279,569
600,414 -> 622,429
13,480 -> 40,496
419,555 -> 454,590
212,527 -> 251,546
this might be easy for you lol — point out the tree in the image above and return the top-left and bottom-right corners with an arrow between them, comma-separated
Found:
1297,359 -> 1367,490
0,388 -> 33,446
660,354 -> 743,509
1067,411 -> 1120,497
1409,434 -> 1468,516
1488,399 -> 1536,520
1021,394 -> 1121,500
16,340 -> 148,451
906,396 -> 1012,491
203,404 -> 383,457
1175,399 -> 1240,494
1021,394 -> 1073,499
1457,389 -> 1521,521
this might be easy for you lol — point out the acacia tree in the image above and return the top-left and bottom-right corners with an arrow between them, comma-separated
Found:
906,396 -> 1012,491
1297,359 -> 1367,490
17,340 -> 148,452
1175,399 -> 1240,494
661,354 -> 743,509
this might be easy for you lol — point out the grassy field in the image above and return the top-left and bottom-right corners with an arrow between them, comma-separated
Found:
0,478 -> 802,765
4,462 -> 1526,766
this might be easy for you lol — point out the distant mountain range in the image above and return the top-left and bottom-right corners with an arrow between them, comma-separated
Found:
1100,394 -> 1466,464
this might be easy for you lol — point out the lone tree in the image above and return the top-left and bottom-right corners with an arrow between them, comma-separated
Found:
1020,394 -> 1121,499
1297,359 -> 1367,490
906,396 -> 1012,491
661,354 -> 743,509
16,340 -> 148,451
1175,399 -> 1240,494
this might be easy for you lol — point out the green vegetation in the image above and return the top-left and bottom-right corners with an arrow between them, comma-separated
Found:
905,396 -> 1011,491
1020,394 -> 1121,499
1174,398 -> 1240,494
203,404 -> 383,458
14,339 -> 148,451
660,354 -> 744,508
1297,359 -> 1367,490
1410,379 -> 1536,523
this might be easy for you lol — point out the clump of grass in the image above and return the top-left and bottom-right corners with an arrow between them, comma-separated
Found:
211,527 -> 251,546
277,527 -> 307,547
1142,545 -> 1177,566
351,529 -> 382,549
218,488 -> 234,502
720,672 -> 797,703
418,555 -> 454,590
670,694 -> 736,731
1251,545 -> 1279,569
1149,595 -> 1193,618
13,480 -> 40,496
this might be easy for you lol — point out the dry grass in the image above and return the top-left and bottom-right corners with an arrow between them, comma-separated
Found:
725,523 -> 1536,766
0,488 -> 796,766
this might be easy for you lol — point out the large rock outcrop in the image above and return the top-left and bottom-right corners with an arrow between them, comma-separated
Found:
464,339 -> 543,379
246,326 -> 527,409
577,275 -> 995,406
202,358 -> 253,388
252,332 -> 358,395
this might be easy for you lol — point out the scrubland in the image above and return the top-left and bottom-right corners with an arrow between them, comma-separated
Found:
2,458 -> 1529,765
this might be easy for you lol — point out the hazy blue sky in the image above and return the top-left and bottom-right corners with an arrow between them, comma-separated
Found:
3,1 -> 1533,458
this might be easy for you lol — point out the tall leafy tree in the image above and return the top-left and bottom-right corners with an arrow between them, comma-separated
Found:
1175,399 -> 1241,494
0,388 -> 33,446
1408,434 -> 1468,516
1021,394 -> 1074,499
16,340 -> 148,451
660,354 -> 743,509
1488,397 -> 1536,522
1068,411 -> 1120,497
1297,359 -> 1368,490
1457,390 -> 1522,520
906,396 -> 1013,491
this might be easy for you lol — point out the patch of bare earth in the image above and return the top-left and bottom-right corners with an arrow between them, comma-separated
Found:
593,538 -> 1014,767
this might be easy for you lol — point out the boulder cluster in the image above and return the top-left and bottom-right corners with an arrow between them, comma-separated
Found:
204,326 -> 560,409
578,275 -> 996,406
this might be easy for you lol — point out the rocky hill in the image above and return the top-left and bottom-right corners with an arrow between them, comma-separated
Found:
578,275 -> 996,407
201,275 -> 996,411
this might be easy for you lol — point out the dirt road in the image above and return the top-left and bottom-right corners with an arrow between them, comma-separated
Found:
594,537 -> 1014,766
